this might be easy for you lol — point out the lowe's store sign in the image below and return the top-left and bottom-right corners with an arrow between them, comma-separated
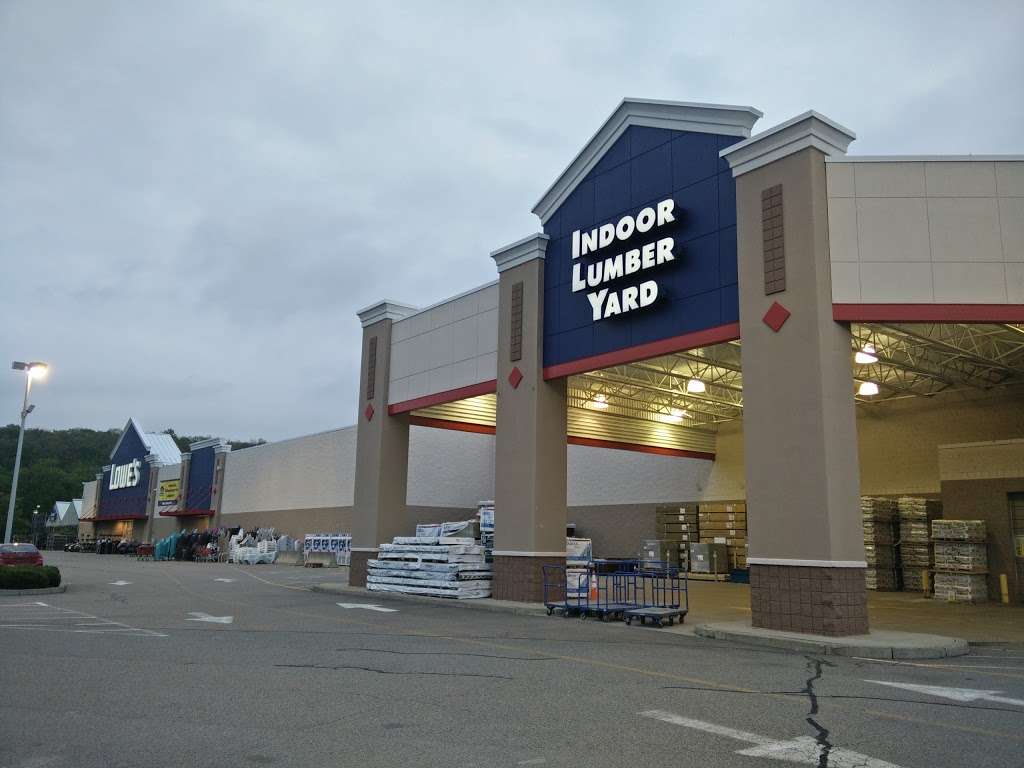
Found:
542,126 -> 743,371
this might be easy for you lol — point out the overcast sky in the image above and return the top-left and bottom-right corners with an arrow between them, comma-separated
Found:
2,1 -> 1022,442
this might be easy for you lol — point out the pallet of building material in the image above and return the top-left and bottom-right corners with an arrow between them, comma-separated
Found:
934,572 -> 988,603
897,497 -> 943,520
699,502 -> 746,514
366,561 -> 492,578
866,569 -> 898,591
861,497 -> 898,520
377,542 -> 486,564
900,544 -> 932,568
931,519 -> 987,542
901,568 -> 930,592
934,542 -> 987,573
367,581 -> 491,598
862,521 -> 895,545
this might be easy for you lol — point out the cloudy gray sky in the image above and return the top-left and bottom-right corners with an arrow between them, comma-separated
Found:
2,1 -> 1022,441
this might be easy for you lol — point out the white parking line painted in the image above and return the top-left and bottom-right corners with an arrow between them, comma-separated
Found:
0,602 -> 166,637
109,580 -> 132,586
866,680 -> 1024,707
336,602 -> 398,613
639,710 -> 904,767
214,578 -> 236,583
186,612 -> 234,624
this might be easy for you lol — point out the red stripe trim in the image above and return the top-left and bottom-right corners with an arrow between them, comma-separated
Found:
542,322 -> 741,379
568,436 -> 715,460
409,416 -> 496,435
159,509 -> 215,517
833,303 -> 1024,323
407,415 -> 715,460
388,379 -> 498,415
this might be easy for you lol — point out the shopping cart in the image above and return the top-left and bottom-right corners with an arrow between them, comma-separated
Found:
624,560 -> 688,627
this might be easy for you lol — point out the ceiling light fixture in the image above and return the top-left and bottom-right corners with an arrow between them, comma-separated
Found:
590,393 -> 608,410
686,379 -> 706,394
855,344 -> 878,365
857,381 -> 879,397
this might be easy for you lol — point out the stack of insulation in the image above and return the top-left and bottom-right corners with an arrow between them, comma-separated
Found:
367,535 -> 491,599
932,519 -> 988,603
861,497 -> 898,590
477,501 -> 494,562
897,497 -> 942,592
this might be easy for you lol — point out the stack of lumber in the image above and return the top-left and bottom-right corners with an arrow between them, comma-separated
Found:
477,501 -> 494,561
861,497 -> 898,591
897,497 -> 942,592
932,519 -> 988,603
367,536 -> 491,599
698,502 -> 747,571
655,505 -> 699,570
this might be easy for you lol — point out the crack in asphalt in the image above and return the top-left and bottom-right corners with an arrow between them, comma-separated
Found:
334,647 -> 557,661
274,663 -> 512,680
802,656 -> 834,768
658,684 -> 1024,714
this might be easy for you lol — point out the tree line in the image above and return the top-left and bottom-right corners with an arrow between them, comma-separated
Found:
0,426 -> 265,538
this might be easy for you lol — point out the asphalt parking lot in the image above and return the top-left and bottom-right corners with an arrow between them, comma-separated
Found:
2,552 -> 1022,768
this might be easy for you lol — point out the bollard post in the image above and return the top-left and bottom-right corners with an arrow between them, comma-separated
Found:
999,574 -> 1010,605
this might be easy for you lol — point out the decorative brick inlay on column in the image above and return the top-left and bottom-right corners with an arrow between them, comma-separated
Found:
492,555 -> 566,602
761,184 -> 786,295
366,336 -> 378,401
750,564 -> 868,636
349,550 -> 376,588
510,281 -> 524,362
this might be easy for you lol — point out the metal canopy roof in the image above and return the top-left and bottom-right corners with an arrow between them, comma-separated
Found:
569,323 -> 1024,430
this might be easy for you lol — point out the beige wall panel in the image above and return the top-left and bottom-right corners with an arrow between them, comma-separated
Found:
938,439 -> 1024,482
857,390 -> 1024,495
827,159 -> 1024,305
222,427 -> 357,515
407,426 -> 495,508
221,507 -> 353,539
389,282 -> 499,404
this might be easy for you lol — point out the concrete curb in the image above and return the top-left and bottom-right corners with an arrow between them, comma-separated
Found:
0,584 -> 67,597
310,583 -> 549,617
694,622 -> 970,659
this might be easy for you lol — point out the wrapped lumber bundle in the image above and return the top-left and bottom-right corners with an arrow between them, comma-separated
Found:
898,497 -> 942,592
698,502 -> 747,574
932,519 -> 987,601
931,519 -> 986,542
367,536 -> 492,599
861,497 -> 898,590
934,573 -> 988,603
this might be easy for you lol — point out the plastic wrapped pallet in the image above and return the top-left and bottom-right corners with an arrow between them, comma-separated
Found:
931,519 -> 986,542
897,497 -> 942,592
934,573 -> 988,603
367,533 -> 491,599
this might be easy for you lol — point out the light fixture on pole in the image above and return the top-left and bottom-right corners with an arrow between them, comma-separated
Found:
4,361 -> 49,544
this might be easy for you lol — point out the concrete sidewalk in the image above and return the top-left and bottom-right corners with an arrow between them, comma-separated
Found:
309,574 -> 1024,648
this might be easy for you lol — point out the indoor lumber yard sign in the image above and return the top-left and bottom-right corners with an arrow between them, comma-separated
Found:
571,198 -> 679,321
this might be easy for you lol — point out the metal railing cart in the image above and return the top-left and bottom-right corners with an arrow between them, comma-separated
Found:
623,560 -> 688,627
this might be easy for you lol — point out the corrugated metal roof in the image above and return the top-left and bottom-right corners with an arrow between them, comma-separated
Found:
144,432 -> 182,466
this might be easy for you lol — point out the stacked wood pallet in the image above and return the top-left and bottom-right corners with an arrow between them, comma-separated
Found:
655,505 -> 699,570
861,497 -> 898,591
898,497 -> 942,592
367,536 -> 492,599
698,502 -> 747,571
932,519 -> 988,603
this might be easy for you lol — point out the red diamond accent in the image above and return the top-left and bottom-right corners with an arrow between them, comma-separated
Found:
762,301 -> 791,332
364,403 -> 375,421
508,366 -> 523,389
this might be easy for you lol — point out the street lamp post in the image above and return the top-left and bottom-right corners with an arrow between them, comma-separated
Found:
4,361 -> 48,544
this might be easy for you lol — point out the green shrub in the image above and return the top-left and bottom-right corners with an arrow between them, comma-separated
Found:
0,566 -> 51,590
40,565 -> 61,588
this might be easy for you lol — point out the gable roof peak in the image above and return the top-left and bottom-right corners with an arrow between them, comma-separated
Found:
532,97 -> 762,224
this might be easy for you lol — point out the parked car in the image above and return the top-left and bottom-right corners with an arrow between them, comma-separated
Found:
0,543 -> 44,566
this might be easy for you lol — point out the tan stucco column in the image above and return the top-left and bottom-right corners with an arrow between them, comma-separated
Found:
722,113 -> 868,636
350,300 -> 417,586
490,235 -> 568,601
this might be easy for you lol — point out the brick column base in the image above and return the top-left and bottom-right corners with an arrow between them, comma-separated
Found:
492,555 -> 566,602
750,564 -> 868,636
349,550 -> 376,588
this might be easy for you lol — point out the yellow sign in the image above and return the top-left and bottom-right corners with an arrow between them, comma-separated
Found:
158,479 -> 180,507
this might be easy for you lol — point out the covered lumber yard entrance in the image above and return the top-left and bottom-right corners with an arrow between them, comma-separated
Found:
348,98 -> 1024,636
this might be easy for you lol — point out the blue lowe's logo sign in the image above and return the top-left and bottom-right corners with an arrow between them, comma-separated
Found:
542,126 -> 742,372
